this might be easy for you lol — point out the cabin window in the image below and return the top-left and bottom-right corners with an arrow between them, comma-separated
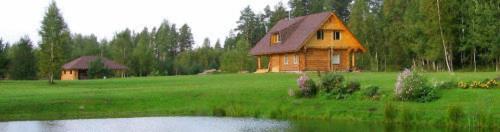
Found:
332,54 -> 340,64
316,30 -> 324,40
293,54 -> 299,64
271,33 -> 281,44
284,54 -> 288,65
70,70 -> 72,74
333,31 -> 341,40
64,70 -> 66,74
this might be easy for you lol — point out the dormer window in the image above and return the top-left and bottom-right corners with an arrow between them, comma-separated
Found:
271,33 -> 282,44
316,30 -> 324,40
333,31 -> 341,40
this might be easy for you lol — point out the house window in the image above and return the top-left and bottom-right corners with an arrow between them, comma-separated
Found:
316,30 -> 324,40
271,33 -> 281,44
332,54 -> 340,64
293,54 -> 299,64
64,70 -> 66,74
284,54 -> 288,65
70,70 -> 72,74
333,31 -> 341,40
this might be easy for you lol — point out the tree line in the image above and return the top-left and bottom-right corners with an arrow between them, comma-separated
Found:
0,0 -> 498,81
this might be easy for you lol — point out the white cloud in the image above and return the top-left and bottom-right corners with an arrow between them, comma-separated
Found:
0,0 -> 288,47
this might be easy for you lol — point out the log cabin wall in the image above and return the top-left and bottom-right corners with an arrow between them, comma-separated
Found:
61,70 -> 78,80
280,53 -> 300,71
305,49 -> 330,71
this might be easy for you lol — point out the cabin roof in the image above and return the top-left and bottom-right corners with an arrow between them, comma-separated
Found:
250,12 -> 365,56
62,56 -> 128,70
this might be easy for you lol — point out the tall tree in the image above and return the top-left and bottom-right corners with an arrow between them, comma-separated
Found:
132,28 -> 154,76
70,34 -> 100,59
269,2 -> 289,29
178,24 -> 194,52
110,29 -> 134,70
236,6 -> 264,46
221,38 -> 255,72
0,39 -> 9,79
38,2 -> 71,83
8,37 -> 37,80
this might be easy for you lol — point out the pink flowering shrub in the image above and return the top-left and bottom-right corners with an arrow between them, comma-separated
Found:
395,69 -> 439,102
294,73 -> 318,98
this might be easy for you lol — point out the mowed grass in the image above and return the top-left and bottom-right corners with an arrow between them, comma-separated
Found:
0,72 -> 498,126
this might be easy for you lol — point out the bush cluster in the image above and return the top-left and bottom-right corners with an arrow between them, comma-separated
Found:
458,79 -> 498,89
394,69 -> 439,102
290,73 -> 361,99
363,85 -> 380,99
291,74 -> 318,98
320,73 -> 360,99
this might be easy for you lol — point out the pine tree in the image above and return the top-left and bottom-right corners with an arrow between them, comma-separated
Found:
178,24 -> 194,52
0,39 -> 9,79
38,2 -> 71,84
110,29 -> 134,70
9,37 -> 37,80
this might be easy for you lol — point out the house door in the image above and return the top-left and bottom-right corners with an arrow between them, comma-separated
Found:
270,55 -> 280,72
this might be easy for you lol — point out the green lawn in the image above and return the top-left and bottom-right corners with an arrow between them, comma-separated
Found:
0,72 -> 498,127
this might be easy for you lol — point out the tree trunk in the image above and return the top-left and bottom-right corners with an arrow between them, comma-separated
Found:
473,48 -> 477,72
495,58 -> 499,72
375,51 -> 379,72
436,0 -> 452,72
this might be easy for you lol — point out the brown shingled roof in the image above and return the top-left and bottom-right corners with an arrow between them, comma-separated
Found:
250,12 -> 363,56
62,56 -> 128,70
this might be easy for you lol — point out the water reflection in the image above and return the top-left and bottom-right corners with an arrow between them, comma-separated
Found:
0,117 -> 289,132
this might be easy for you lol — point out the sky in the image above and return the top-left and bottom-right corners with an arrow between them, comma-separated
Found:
0,0 -> 288,47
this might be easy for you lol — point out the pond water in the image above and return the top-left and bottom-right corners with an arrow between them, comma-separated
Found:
0,116 -> 484,132
0,117 -> 288,132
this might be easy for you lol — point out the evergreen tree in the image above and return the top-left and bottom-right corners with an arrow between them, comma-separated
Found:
0,39 -> 8,79
178,24 -> 194,52
8,37 -> 37,80
38,2 -> 71,83
269,2 -> 288,28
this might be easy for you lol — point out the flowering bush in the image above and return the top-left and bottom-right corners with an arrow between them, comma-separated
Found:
293,73 -> 318,98
394,69 -> 439,102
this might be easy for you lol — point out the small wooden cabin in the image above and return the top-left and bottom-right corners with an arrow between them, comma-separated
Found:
250,12 -> 366,72
61,56 -> 127,80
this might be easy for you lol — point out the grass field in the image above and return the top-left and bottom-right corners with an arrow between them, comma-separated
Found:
0,72 -> 498,127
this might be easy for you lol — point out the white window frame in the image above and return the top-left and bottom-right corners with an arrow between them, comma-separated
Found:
333,31 -> 341,40
293,54 -> 299,64
284,54 -> 288,65
276,33 -> 282,43
332,54 -> 340,64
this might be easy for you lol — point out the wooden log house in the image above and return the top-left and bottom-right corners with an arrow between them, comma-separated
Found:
250,12 -> 367,73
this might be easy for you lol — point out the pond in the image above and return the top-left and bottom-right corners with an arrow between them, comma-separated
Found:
0,116 -> 480,132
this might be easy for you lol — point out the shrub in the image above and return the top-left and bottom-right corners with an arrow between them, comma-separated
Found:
294,74 -> 318,98
458,81 -> 469,89
320,73 -> 344,93
384,103 -> 398,122
457,79 -> 498,89
434,80 -> 456,89
363,86 -> 380,99
394,69 -> 439,102
346,81 -> 361,94
447,105 -> 464,125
